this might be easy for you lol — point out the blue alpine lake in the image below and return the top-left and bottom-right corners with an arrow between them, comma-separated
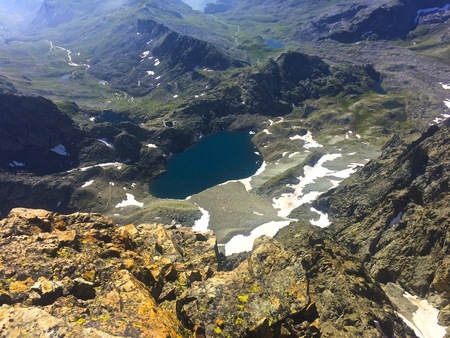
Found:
266,39 -> 285,49
149,131 -> 263,199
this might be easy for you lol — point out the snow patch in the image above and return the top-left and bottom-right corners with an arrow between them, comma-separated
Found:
389,211 -> 403,228
434,114 -> 450,124
192,207 -> 210,232
115,193 -> 144,208
440,83 -> 450,90
75,162 -> 123,172
290,131 -> 323,149
268,117 -> 283,126
219,161 -> 266,191
273,154 -> 342,218
147,71 -> 155,76
146,144 -> 158,148
51,144 -> 69,156
81,180 -> 94,188
262,129 -> 272,135
330,163 -> 364,179
310,207 -> 331,228
9,161 -> 25,167
98,138 -> 115,149
141,51 -> 150,58
401,292 -> 447,338
224,221 -> 291,255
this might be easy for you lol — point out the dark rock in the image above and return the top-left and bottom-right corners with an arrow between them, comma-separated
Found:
0,94 -> 79,174
114,131 -> 142,163
0,75 -> 19,95
158,283 -> 177,302
0,292 -> 13,305
72,278 -> 96,300
321,0 -> 450,42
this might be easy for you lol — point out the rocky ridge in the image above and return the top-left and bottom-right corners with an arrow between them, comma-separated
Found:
164,50 -> 380,132
0,207 -> 416,337
88,19 -> 246,97
314,119 -> 450,326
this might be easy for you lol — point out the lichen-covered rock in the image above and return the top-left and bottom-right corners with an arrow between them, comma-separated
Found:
0,207 -> 415,337
179,235 -> 313,337
0,208 -> 186,337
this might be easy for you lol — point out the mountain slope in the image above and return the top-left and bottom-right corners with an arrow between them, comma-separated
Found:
206,0 -> 450,41
315,119 -> 450,323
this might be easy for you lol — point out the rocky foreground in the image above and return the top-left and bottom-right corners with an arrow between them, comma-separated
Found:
0,207 -> 414,338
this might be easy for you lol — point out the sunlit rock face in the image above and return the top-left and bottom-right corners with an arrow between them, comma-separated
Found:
0,207 -> 416,337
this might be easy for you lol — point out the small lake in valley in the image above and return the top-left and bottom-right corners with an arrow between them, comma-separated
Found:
266,39 -> 285,49
149,131 -> 263,199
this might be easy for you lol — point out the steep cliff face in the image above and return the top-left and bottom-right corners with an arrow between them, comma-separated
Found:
0,94 -> 78,173
316,119 -> 450,312
0,208 -> 415,337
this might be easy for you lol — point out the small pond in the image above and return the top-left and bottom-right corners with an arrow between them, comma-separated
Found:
266,39 -> 285,49
95,111 -> 132,125
149,131 -> 263,199
61,73 -> 72,80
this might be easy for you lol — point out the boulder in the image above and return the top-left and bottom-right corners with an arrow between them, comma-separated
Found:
30,277 -> 63,305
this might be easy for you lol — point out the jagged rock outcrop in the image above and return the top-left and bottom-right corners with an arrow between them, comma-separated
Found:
0,208 -> 415,337
88,19 -> 246,97
141,19 -> 245,72
169,51 -> 380,126
0,208 -> 215,337
316,119 -> 450,316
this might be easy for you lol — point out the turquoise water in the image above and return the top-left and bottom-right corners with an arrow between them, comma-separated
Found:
266,39 -> 285,49
149,132 -> 262,199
